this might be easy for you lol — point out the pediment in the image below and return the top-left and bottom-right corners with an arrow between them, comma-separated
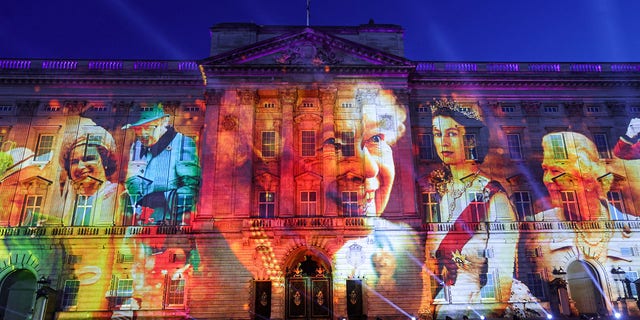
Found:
201,27 -> 412,68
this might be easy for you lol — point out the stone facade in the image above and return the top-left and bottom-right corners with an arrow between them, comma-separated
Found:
0,22 -> 639,319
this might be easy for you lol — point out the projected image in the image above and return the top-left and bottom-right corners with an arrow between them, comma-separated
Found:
423,100 -> 542,319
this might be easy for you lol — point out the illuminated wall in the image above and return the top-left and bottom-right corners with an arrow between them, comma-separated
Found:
0,24 -> 640,320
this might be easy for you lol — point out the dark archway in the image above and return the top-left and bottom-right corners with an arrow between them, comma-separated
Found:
285,252 -> 333,319
0,269 -> 37,320
566,261 -> 607,316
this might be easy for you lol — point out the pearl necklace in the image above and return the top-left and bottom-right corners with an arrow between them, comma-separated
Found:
447,170 -> 481,215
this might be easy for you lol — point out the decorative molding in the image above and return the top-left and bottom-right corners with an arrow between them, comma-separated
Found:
221,114 -> 239,131
279,88 -> 298,105
237,89 -> 258,105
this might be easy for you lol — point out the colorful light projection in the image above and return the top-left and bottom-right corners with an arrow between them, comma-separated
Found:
0,89 -> 639,319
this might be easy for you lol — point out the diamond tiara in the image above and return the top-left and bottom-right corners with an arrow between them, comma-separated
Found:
429,99 -> 482,121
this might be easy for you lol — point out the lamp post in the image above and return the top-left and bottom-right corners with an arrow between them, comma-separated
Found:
34,276 -> 51,320
612,267 -> 627,300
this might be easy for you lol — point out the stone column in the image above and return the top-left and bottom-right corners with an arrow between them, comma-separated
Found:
278,88 -> 297,217
319,87 -> 338,216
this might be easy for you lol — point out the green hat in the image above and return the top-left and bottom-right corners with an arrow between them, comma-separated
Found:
122,103 -> 169,129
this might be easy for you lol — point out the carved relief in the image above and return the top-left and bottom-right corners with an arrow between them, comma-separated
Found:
279,89 -> 298,106
64,100 -> 88,115
112,101 -> 135,115
161,101 -> 180,115
356,88 -> 379,106
221,114 -> 239,131
237,89 -> 258,105
319,88 -> 337,106
16,101 -> 39,116
205,89 -> 224,105
275,42 -> 341,66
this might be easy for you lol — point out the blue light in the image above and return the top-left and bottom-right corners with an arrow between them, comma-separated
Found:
615,312 -> 621,319
547,314 -> 553,319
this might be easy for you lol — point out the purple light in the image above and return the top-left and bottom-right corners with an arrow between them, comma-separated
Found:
528,63 -> 560,72
0,59 -> 31,69
41,60 -> 78,70
88,61 -> 123,70
486,63 -> 519,72
133,61 -> 168,70
445,63 -> 477,72
178,61 -> 198,71
569,64 -> 602,72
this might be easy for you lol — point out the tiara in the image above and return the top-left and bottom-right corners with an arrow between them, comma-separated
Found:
429,99 -> 482,121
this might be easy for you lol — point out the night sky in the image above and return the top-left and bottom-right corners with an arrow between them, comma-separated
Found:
2,0 -> 640,62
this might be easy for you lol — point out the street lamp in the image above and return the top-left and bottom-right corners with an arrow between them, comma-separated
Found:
612,266 -> 627,300
36,276 -> 51,298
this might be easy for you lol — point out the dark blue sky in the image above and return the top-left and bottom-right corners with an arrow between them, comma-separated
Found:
2,0 -> 639,62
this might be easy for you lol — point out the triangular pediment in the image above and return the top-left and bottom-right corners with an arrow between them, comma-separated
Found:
200,27 -> 413,68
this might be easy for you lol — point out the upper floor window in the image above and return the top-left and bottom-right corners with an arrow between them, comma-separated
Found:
259,192 -> 276,218
506,134 -> 523,160
627,271 -> 639,298
21,194 -> 44,226
299,191 -> 317,216
301,131 -> 316,157
513,191 -> 533,221
526,273 -> 545,299
61,280 -> 80,309
592,133 -> 611,159
467,191 -> 486,222
416,104 -> 430,113
34,134 -> 54,162
341,191 -> 359,217
73,195 -> 93,226
544,106 -> 559,113
341,102 -> 354,109
463,134 -> 478,161
111,279 -> 134,309
480,273 -> 496,299
417,133 -> 435,160
165,278 -> 186,306
586,106 -> 601,113
630,106 -> 640,114
501,106 -> 515,113
340,132 -> 355,157
44,104 -> 61,112
561,191 -> 579,221
607,190 -> 626,219
547,134 -> 568,160
261,131 -> 276,158
422,192 -> 440,222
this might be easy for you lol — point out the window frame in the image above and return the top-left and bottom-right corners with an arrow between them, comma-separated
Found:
506,133 -> 523,160
299,191 -> 317,217
340,131 -> 355,157
259,191 -> 276,218
61,279 -> 81,310
417,133 -> 435,160
513,191 -> 533,221
261,131 -> 277,158
560,190 -> 580,221
421,192 -> 441,222
341,191 -> 360,217
301,130 -> 316,157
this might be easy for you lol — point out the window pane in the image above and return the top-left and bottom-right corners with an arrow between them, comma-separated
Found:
262,131 -> 276,157
593,133 -> 611,159
506,134 -> 523,160
340,132 -> 355,157
35,134 -> 54,162
61,280 -> 80,308
301,131 -> 316,157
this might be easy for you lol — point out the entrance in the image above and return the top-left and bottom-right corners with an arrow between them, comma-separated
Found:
566,261 -> 607,316
285,254 -> 332,319
0,269 -> 37,320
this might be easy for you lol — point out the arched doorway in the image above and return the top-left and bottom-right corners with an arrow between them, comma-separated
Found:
0,269 -> 37,320
285,253 -> 332,319
566,261 -> 607,316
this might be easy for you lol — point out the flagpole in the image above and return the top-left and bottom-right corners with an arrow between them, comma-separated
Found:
306,0 -> 310,26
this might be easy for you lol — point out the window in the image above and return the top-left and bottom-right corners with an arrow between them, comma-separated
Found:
301,102 -> 314,108
34,134 -> 54,162
73,195 -> 93,226
526,273 -> 545,299
299,191 -> 317,216
608,190 -> 626,219
480,273 -> 496,299
626,271 -> 639,298
61,280 -> 80,309
341,102 -> 354,108
422,192 -> 440,222
301,131 -> 316,157
340,132 -> 355,157
417,134 -> 434,160
341,191 -> 359,217
467,191 -> 486,222
183,105 -> 200,112
140,106 -> 154,112
513,191 -> 533,221
506,134 -> 523,160
560,191 -> 579,221
430,274 -> 445,301
175,194 -> 194,225
259,192 -> 275,218
21,195 -> 43,226
179,135 -> 198,161
112,279 -> 134,308
544,106 -> 559,113
263,103 -> 275,109
548,134 -> 567,159
586,106 -> 601,113
631,106 -> 640,114
501,106 -> 515,113
44,104 -> 60,112
261,131 -> 276,158
463,134 -> 478,160
166,278 -> 186,306
592,133 -> 611,159
416,104 -> 430,113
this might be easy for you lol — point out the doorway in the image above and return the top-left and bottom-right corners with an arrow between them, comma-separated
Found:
566,261 -> 607,316
285,254 -> 332,319
0,269 -> 37,320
